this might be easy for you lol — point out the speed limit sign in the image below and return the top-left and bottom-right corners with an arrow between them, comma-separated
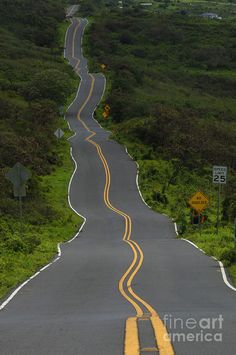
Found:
213,166 -> 227,184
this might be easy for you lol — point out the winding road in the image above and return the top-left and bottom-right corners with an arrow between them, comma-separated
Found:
0,12 -> 236,355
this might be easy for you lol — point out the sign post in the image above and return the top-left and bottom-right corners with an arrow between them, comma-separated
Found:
59,106 -> 65,117
5,163 -> 31,235
213,166 -> 227,234
188,192 -> 209,234
102,104 -> 110,118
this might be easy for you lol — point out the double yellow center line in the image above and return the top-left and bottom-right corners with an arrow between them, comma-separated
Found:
71,19 -> 174,355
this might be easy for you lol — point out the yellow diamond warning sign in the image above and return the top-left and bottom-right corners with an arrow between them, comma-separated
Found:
102,104 -> 110,119
188,192 -> 209,213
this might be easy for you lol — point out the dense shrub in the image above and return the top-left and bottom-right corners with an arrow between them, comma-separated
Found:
0,0 -> 77,248
220,248 -> 236,267
85,9 -> 236,222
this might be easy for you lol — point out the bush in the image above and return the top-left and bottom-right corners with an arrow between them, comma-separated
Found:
24,69 -> 74,105
220,248 -> 236,267
152,190 -> 168,204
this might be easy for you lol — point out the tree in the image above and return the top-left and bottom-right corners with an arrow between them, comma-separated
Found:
24,69 -> 74,105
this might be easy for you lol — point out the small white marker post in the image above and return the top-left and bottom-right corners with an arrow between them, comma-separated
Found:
213,166 -> 227,234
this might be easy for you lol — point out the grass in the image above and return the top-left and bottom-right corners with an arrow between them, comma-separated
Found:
184,225 -> 235,262
0,115 -> 82,300
115,136 -> 236,284
0,20 -> 82,301
58,20 -> 70,47
228,263 -> 236,283
71,5 -> 236,286
114,133 -> 236,273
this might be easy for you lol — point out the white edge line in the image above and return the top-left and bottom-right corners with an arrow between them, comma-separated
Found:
80,18 -> 87,57
67,5 -> 74,17
179,236 -> 236,292
74,19 -> 111,135
84,15 -> 236,296
3,14 -> 232,313
124,146 -> 152,209
82,38 -> 158,213
135,161 -> 152,209
0,18 -> 87,312
64,18 -> 74,59
91,75 -> 112,134
122,133 -> 236,293
218,261 -> 236,291
91,75 -> 112,133
74,16 -> 236,295
98,61 -> 236,295
66,5 -> 78,19
78,19 -> 111,134
0,103 -> 86,312
175,222 -> 236,292
174,222 -> 179,236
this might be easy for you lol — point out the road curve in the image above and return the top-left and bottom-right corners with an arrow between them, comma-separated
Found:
66,18 -> 174,355
0,15 -> 236,355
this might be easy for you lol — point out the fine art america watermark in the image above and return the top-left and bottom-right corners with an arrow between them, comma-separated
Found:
163,314 -> 224,343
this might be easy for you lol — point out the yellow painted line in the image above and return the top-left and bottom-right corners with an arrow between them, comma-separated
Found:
72,21 -> 80,59
72,20 -> 175,355
124,317 -> 139,355
127,240 -> 157,315
127,240 -> 174,355
90,146 -> 146,317
76,78 -> 143,316
90,147 -> 155,320
151,316 -> 174,355
77,75 -> 174,354
75,74 -> 143,314
75,59 -> 80,71
76,74 -> 144,315
118,242 -> 143,317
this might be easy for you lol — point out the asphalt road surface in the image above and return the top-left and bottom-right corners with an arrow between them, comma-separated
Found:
0,16 -> 236,355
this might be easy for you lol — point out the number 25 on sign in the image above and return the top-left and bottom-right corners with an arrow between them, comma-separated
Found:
213,166 -> 227,184
212,166 -> 227,234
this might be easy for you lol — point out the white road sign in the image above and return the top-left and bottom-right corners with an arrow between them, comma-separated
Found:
54,128 -> 64,139
5,162 -> 31,197
213,166 -> 227,184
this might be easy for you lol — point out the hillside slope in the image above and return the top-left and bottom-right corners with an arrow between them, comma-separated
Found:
0,0 -> 81,298
82,5 -> 236,279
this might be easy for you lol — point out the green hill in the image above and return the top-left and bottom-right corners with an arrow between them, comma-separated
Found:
82,4 -> 236,281
0,0 -> 81,299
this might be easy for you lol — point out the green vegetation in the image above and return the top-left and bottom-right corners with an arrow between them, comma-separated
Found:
84,5 -> 236,282
0,121 -> 82,299
133,0 -> 236,18
0,1 -> 82,299
229,263 -> 236,282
